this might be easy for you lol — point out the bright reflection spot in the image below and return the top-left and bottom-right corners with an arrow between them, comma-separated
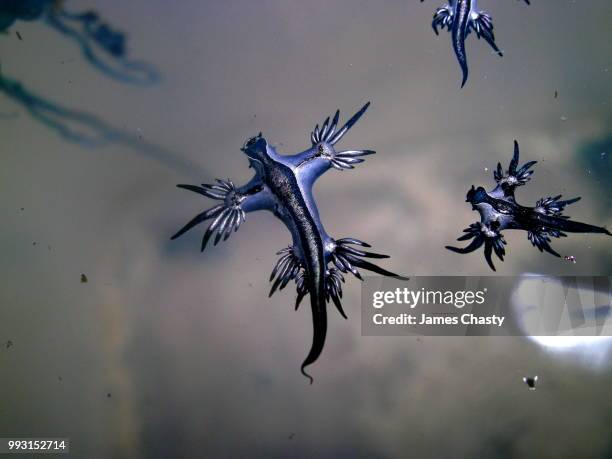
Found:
530,336 -> 610,349
528,336 -> 612,368
513,274 -> 612,369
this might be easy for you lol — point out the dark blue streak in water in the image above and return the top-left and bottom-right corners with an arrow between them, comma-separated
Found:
1,0 -> 158,84
0,2 -> 200,176
0,74 -> 203,178
45,10 -> 159,85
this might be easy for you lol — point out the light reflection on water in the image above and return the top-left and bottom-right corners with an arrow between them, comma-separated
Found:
513,274 -> 612,368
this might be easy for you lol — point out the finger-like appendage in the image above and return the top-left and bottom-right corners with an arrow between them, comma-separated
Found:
331,238 -> 407,281
328,102 -> 371,146
446,235 -> 485,254
174,179 -> 251,251
484,240 -> 496,271
447,222 -> 506,271
432,6 -> 453,35
492,236 -> 507,261
535,195 -> 581,217
170,204 -> 224,240
269,247 -> 303,298
325,268 -> 347,319
295,271 -> 308,310
330,150 -> 376,171
528,230 -> 561,258
470,11 -> 503,56
494,141 -> 537,194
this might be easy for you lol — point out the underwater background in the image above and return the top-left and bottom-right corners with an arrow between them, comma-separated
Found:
1,0 -> 611,457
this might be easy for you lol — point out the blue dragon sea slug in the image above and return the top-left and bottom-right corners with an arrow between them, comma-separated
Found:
446,140 -> 610,270
172,103 -> 405,382
422,0 -> 530,87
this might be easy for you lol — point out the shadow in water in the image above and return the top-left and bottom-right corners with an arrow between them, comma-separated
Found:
1,1 -> 204,177
0,74 -> 204,177
1,0 -> 158,84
